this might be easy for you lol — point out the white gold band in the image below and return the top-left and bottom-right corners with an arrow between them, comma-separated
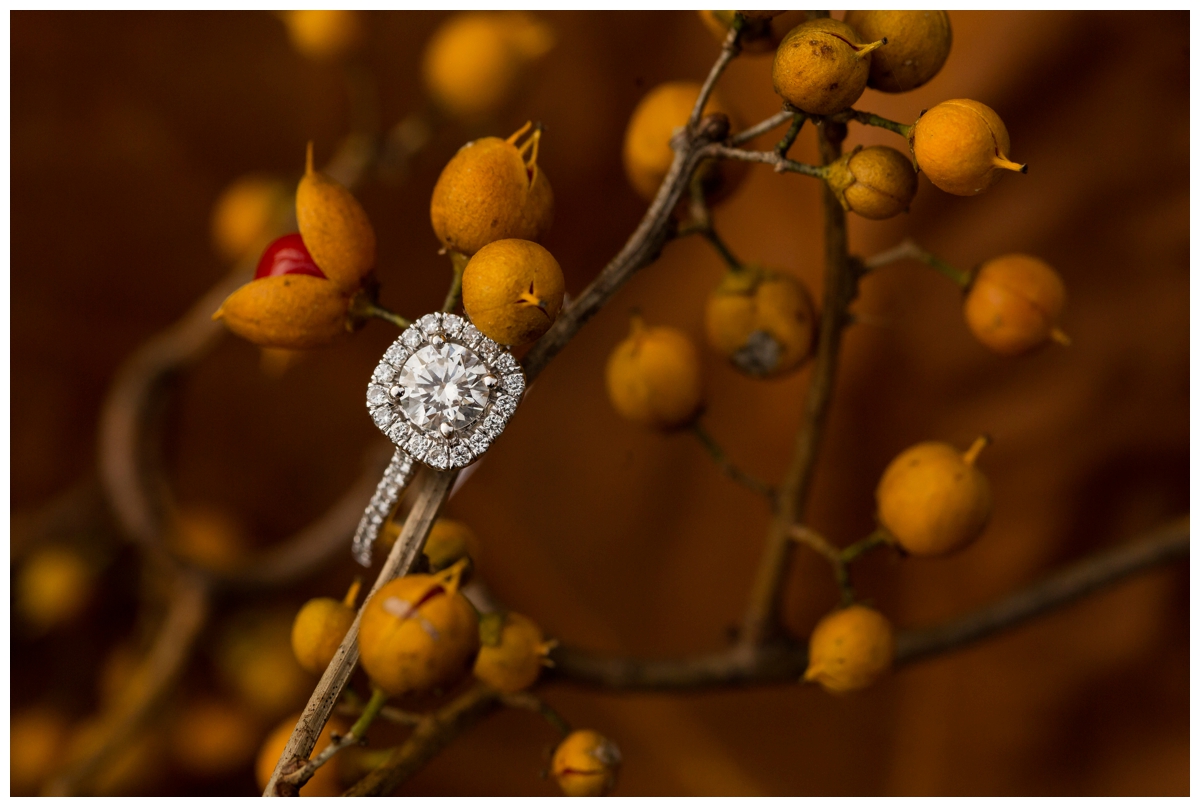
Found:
351,447 -> 416,566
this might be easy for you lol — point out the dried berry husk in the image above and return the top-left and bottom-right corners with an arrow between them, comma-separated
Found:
430,123 -> 554,256
213,274 -> 351,350
296,144 -> 376,293
910,99 -> 1025,196
622,81 -> 747,203
876,438 -> 992,556
844,10 -> 951,93
358,561 -> 480,697
825,145 -> 918,220
704,265 -> 817,378
804,605 -> 895,693
772,18 -> 885,116
552,730 -> 622,797
462,238 -> 564,346
606,316 -> 704,430
422,12 -> 554,122
964,254 -> 1067,356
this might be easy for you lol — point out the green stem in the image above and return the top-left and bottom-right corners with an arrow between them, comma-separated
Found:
863,239 -> 971,287
774,113 -> 806,159
691,422 -> 776,501
847,109 -> 912,138
349,686 -> 390,739
500,692 -> 572,738
841,528 -> 892,564
355,298 -> 411,330
442,251 -> 469,313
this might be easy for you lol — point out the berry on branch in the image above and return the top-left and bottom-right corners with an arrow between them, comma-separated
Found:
606,315 -> 704,430
256,713 -> 348,796
772,18 -> 886,116
844,10 -> 952,93
551,729 -> 622,797
295,143 -> 377,293
804,604 -> 895,694
461,238 -> 565,346
964,253 -> 1069,356
473,611 -> 556,694
910,99 -> 1026,196
704,265 -> 817,378
290,580 -> 360,676
825,145 -> 919,220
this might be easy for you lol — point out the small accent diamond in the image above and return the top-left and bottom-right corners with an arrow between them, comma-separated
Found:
492,393 -> 518,417
450,444 -> 473,467
459,324 -> 482,347
371,406 -> 395,429
482,412 -> 505,436
468,430 -> 491,453
418,313 -> 442,334
442,314 -> 465,338
387,420 -> 411,444
402,328 -> 423,348
502,373 -> 524,396
426,443 -> 449,469
406,433 -> 430,458
374,362 -> 397,383
478,337 -> 500,362
494,353 -> 518,374
366,385 -> 390,406
384,342 -> 410,365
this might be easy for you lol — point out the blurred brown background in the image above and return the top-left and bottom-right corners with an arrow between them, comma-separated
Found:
11,10 -> 1189,796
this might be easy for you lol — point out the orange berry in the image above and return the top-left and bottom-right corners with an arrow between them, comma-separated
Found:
696,11 -> 807,55
825,145 -> 918,220
704,266 -> 816,378
461,238 -> 564,346
17,546 -> 93,633
424,519 -> 481,572
296,144 -> 376,293
215,609 -> 315,719
844,10 -> 952,93
256,713 -> 347,796
606,316 -> 704,430
430,123 -> 554,257
10,707 -> 70,795
210,174 -> 289,262
422,12 -> 554,122
171,506 -> 246,572
291,593 -> 356,677
772,18 -> 885,116
964,254 -> 1068,356
358,560 -> 480,697
876,437 -> 992,557
281,10 -> 364,62
473,612 -> 555,694
622,81 -> 746,203
551,730 -> 622,797
804,604 -> 895,693
168,696 -> 260,778
213,273 -> 351,350
910,99 -> 1026,196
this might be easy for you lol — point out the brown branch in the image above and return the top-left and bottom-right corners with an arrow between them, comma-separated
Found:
739,121 -> 858,648
548,519 -> 1189,690
43,568 -> 210,795
688,21 -> 743,130
709,144 -> 825,177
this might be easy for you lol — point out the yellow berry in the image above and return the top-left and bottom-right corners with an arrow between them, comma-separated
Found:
10,707 -> 69,795
622,81 -> 746,203
424,519 -> 481,572
964,254 -> 1068,356
696,10 -> 807,55
216,609 -> 315,719
256,713 -> 346,796
607,316 -> 704,430
291,588 -> 357,676
430,123 -> 554,257
358,560 -> 480,697
704,266 -> 816,378
876,437 -> 992,557
282,10 -> 364,62
551,730 -> 622,797
462,238 -> 564,346
910,99 -> 1026,196
210,174 -> 288,263
422,12 -> 555,122
296,143 -> 376,293
473,612 -> 555,694
17,546 -> 93,632
213,273 -> 352,350
825,145 -> 918,220
804,604 -> 894,693
168,696 -> 260,778
844,10 -> 952,93
772,18 -> 886,116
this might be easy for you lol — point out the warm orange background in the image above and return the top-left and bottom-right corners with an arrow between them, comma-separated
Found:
11,11 -> 1189,796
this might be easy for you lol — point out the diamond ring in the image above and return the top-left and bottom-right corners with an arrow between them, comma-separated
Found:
351,312 -> 526,565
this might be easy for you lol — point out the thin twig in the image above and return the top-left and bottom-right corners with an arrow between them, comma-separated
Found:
352,296 -> 411,330
833,108 -> 913,138
500,691 -> 573,737
730,108 -> 795,147
688,21 -> 743,131
774,114 -> 806,159
284,687 -> 390,789
710,144 -> 827,177
549,519 -> 1189,690
441,251 -> 469,313
691,422 -> 776,501
863,238 -> 971,287
739,122 -> 857,648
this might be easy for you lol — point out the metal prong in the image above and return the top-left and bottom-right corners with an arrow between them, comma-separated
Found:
483,375 -> 497,387
429,335 -> 444,345
439,423 -> 454,438
389,385 -> 401,399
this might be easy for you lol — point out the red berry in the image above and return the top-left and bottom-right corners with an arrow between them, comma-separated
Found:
254,233 -> 326,280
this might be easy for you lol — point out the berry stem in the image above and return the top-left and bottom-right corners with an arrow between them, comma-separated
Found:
729,106 -> 795,147
690,422 -> 777,501
774,112 -> 807,160
839,109 -> 913,139
343,577 -> 363,608
687,14 -> 744,132
841,528 -> 894,565
708,144 -> 828,178
962,434 -> 992,466
863,238 -> 972,287
283,686 -> 390,790
351,295 -> 411,329
500,691 -> 573,738
441,251 -> 469,313
1050,327 -> 1072,347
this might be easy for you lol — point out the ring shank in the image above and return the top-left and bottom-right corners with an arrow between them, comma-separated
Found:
351,448 -> 416,566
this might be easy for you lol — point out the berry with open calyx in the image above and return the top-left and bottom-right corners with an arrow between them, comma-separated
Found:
844,10 -> 952,93
291,580 -> 360,676
825,145 -> 919,220
473,611 -> 556,693
696,11 -> 807,55
461,238 -> 564,346
211,174 -> 289,262
431,122 -> 554,257
281,10 -> 363,62
213,273 -> 351,350
964,254 -> 1068,356
622,81 -> 746,203
551,729 -> 622,797
423,12 -> 554,122
772,18 -> 886,116
254,233 -> 326,281
910,99 -> 1026,196
296,143 -> 376,293
876,436 -> 992,556
358,559 -> 480,697
606,315 -> 704,430
804,604 -> 895,693
704,265 -> 816,378
256,712 -> 347,796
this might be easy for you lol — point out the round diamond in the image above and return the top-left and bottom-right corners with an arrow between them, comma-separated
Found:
396,342 -> 491,433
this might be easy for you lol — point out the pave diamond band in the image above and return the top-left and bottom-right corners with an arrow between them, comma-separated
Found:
353,312 -> 526,565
